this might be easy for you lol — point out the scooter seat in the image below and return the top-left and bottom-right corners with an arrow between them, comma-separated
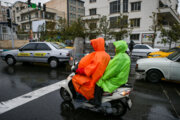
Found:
103,92 -> 113,96
121,84 -> 132,88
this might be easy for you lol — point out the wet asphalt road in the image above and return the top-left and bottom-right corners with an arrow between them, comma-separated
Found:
0,58 -> 180,120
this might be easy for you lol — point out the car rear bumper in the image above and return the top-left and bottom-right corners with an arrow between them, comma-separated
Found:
136,69 -> 145,80
0,55 -> 5,60
58,57 -> 70,62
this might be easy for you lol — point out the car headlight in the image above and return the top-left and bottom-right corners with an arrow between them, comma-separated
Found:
152,54 -> 160,57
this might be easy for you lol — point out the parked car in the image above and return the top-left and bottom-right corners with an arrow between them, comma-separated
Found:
56,42 -> 73,49
148,46 -> 180,58
136,49 -> 180,82
0,42 -> 72,68
129,44 -> 159,57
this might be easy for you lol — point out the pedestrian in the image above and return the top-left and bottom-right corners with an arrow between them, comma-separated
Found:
128,40 -> 135,56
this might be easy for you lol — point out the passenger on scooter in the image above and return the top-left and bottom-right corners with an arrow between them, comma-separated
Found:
71,37 -> 111,100
93,40 -> 130,105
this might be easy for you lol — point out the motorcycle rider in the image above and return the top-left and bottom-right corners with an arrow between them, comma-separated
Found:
71,37 -> 111,100
93,40 -> 130,105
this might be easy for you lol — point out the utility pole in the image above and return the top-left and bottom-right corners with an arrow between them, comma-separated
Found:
5,2 -> 14,48
27,0 -> 33,41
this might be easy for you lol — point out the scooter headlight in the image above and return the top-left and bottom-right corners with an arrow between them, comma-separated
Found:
120,90 -> 131,96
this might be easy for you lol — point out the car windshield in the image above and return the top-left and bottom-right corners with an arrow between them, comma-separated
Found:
167,50 -> 180,61
51,43 -> 63,49
60,43 -> 67,48
162,48 -> 177,52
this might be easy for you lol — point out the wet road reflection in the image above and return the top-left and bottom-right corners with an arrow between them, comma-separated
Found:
60,101 -> 123,120
0,61 -> 71,102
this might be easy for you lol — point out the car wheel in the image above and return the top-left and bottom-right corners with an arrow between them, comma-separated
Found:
147,70 -> 162,83
6,56 -> 16,66
49,58 -> 58,68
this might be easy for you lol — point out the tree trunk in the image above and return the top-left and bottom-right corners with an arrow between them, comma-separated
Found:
169,39 -> 172,49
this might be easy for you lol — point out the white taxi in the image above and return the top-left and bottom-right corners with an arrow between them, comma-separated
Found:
0,42 -> 71,68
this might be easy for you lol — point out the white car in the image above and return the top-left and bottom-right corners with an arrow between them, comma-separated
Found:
136,49 -> 180,82
130,44 -> 159,57
0,42 -> 72,68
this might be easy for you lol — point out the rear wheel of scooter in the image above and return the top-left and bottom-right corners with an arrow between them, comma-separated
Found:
111,100 -> 127,117
60,88 -> 72,101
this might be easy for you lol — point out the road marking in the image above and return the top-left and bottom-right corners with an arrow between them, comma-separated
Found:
175,88 -> 180,96
0,80 -> 65,115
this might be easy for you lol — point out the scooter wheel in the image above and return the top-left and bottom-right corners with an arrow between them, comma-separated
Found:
60,88 -> 72,101
61,101 -> 75,114
110,100 -> 127,117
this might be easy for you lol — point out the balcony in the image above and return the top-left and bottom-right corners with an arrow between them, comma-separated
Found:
82,14 -> 101,21
158,7 -> 180,24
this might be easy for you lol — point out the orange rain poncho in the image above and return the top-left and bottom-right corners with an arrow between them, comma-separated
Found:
72,38 -> 110,100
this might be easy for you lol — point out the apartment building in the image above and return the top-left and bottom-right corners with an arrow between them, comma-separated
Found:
12,1 -> 65,32
46,0 -> 85,25
83,0 -> 180,48
0,1 -> 8,22
0,1 -> 18,40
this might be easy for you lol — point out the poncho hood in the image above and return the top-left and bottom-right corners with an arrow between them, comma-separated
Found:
113,40 -> 128,53
91,37 -> 105,51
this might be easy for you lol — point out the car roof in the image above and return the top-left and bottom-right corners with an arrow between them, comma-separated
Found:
135,44 -> 149,46
29,42 -> 50,44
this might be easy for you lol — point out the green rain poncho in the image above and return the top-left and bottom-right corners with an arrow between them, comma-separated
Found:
97,40 -> 130,93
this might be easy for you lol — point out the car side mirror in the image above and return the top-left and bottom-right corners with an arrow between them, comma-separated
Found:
19,48 -> 23,51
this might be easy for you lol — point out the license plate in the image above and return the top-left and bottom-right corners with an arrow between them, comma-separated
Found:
127,99 -> 132,109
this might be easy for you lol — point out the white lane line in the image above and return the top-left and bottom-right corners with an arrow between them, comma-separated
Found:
0,80 -> 65,115
175,88 -> 180,96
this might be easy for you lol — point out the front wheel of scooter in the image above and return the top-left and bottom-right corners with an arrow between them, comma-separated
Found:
111,100 -> 127,117
60,88 -> 72,101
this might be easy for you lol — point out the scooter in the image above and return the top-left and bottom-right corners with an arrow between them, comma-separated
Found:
59,63 -> 133,117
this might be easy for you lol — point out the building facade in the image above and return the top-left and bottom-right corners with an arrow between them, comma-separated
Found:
0,1 -> 18,40
83,0 -> 180,48
46,0 -> 85,25
0,1 -> 8,22
12,1 -> 65,32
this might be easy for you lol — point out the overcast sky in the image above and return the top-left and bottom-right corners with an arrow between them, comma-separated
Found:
1,0 -> 180,13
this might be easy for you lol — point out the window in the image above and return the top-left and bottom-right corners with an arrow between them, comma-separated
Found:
110,17 -> 118,28
141,45 -> 149,49
90,8 -> 96,15
36,43 -> 51,50
130,18 -> 140,27
22,43 -> 37,51
110,16 -> 128,28
134,45 -> 149,49
131,2 -> 141,11
2,27 -> 7,33
110,0 -> 120,14
89,22 -> 97,29
134,45 -> 141,49
90,0 -> 96,3
123,0 -> 128,12
130,34 -> 139,40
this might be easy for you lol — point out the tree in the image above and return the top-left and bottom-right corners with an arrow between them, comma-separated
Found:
161,23 -> 180,49
57,18 -> 72,41
97,16 -> 111,40
68,18 -> 86,39
110,14 -> 132,41
149,11 -> 162,48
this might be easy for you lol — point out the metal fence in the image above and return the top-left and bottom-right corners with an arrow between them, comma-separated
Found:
0,34 -> 29,40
